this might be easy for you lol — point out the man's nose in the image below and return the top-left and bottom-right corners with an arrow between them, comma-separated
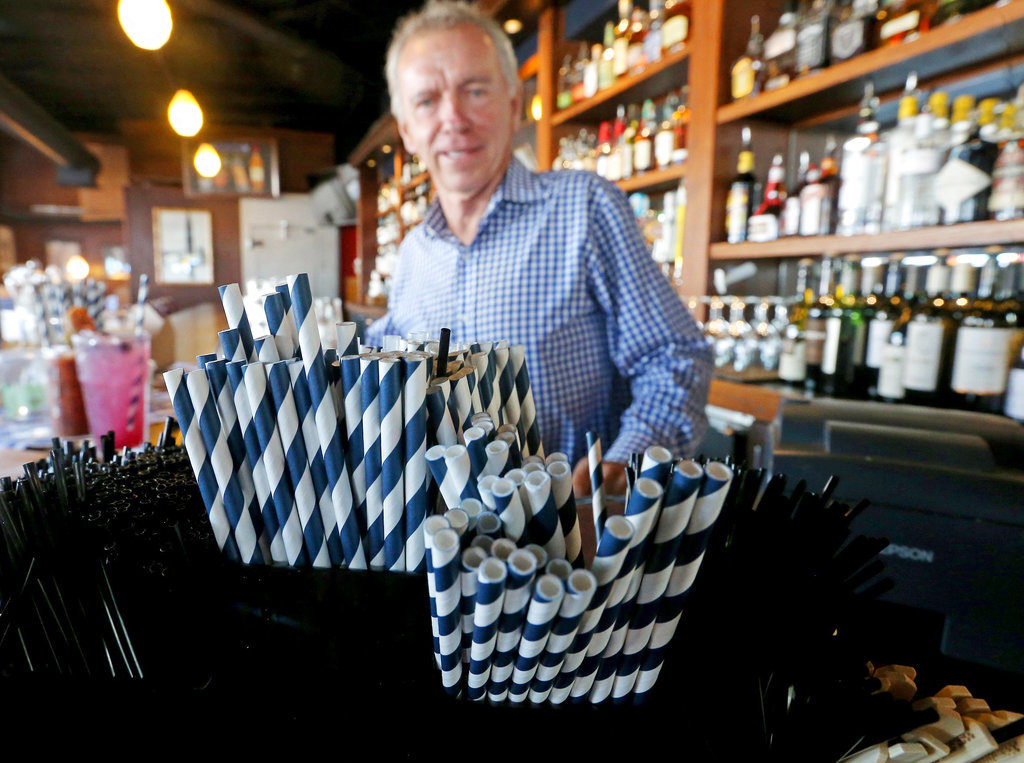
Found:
438,91 -> 470,128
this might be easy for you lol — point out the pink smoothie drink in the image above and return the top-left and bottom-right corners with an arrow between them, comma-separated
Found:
72,330 -> 151,448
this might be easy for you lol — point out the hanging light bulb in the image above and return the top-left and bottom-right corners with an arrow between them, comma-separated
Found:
193,143 -> 221,178
530,94 -> 542,122
118,0 -> 173,51
168,89 -> 203,137
66,255 -> 90,281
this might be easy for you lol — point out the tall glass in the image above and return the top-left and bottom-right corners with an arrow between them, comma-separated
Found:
71,330 -> 152,448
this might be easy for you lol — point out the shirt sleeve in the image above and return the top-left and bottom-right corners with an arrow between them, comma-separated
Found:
584,177 -> 714,462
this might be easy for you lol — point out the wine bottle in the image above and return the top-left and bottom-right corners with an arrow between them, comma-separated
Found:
726,126 -> 756,243
901,261 -> 958,406
805,255 -> 838,392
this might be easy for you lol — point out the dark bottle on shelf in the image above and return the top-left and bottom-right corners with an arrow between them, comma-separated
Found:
796,0 -> 834,77
731,15 -> 765,101
865,256 -> 908,398
831,0 -> 878,63
764,1 -> 800,92
901,260 -> 959,407
662,0 -> 691,54
779,258 -> 815,387
932,0 -> 997,26
877,262 -> 924,402
821,256 -> 868,397
782,150 -> 810,237
936,94 -> 999,225
874,0 -> 936,48
804,255 -> 838,393
725,126 -> 756,243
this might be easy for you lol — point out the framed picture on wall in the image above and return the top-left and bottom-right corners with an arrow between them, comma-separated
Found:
152,207 -> 214,285
182,138 -> 280,198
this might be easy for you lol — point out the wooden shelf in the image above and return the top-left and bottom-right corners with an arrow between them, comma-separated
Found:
401,172 -> 429,193
551,46 -> 690,127
717,0 -> 1024,126
376,205 -> 396,219
709,219 -> 1024,259
616,162 -> 686,194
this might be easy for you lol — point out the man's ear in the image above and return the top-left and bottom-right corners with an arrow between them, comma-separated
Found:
396,118 -> 416,158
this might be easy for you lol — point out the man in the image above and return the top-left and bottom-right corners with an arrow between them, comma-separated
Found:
366,0 -> 713,496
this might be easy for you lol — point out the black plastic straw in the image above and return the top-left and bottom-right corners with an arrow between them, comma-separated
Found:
436,327 -> 451,378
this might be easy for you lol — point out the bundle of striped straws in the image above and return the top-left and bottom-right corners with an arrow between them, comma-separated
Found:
164,273 -> 544,572
2,264 -> 106,347
425,449 -> 734,706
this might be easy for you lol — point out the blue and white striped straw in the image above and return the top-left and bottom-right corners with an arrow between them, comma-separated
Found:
426,443 -> 461,510
335,321 -> 359,359
546,558 -> 574,581
490,476 -> 526,542
586,431 -> 606,539
163,369 -> 240,562
240,361 -> 307,566
184,368 -> 263,565
477,474 -> 498,510
612,459 -> 704,703
524,543 -> 548,570
475,510 -> 502,539
378,357 -> 406,572
528,569 -> 598,704
218,283 -> 257,363
289,273 -> 365,569
524,470 -> 566,561
444,444 -> 480,503
497,348 -> 521,434
427,526 -> 463,696
467,556 -> 508,701
509,345 -> 542,457
273,283 -> 300,359
463,426 -> 488,478
444,508 -> 469,538
263,291 -> 298,361
496,431 -> 521,469
218,328 -> 248,364
266,360 -> 330,567
547,460 -> 584,568
487,549 -> 538,703
460,547 -> 487,664
632,462 -> 733,704
254,335 -> 280,364
424,515 -> 451,668
481,439 -> 510,478
425,384 -> 458,447
549,515 -> 634,705
449,371 -> 475,434
508,574 -> 565,703
340,355 -> 367,538
286,360 -> 344,565
403,353 -> 429,574
640,445 -> 674,486
226,360 -> 285,562
359,354 -> 385,566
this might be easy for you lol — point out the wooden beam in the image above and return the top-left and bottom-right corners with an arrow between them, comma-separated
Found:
536,4 -> 559,170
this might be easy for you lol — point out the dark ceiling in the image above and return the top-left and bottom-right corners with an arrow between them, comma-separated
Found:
0,0 -> 541,161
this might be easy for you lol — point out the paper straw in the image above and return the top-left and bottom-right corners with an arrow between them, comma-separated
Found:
640,446 -> 674,486
424,515 -> 451,667
286,360 -> 344,565
613,459 -> 704,703
475,510 -> 502,539
444,444 -> 480,503
522,462 -> 545,475
205,359 -> 268,561
427,526 -> 463,695
425,387 -> 458,448
219,283 -> 258,363
587,431 -> 606,539
218,328 -> 248,364
523,544 -> 547,571
529,569 -> 597,704
497,348 -> 521,434
508,574 -> 566,703
426,444 -> 462,510
469,349 -> 493,419
444,508 -> 469,538
577,477 -> 665,702
163,369 -> 240,562
267,360 -> 330,567
549,515 -> 634,705
359,354 -> 385,568
460,547 -> 487,664
463,426 -> 488,477
477,474 -> 498,510
449,370 -> 476,434
491,537 -> 517,562
509,345 -> 542,457
335,321 -> 359,358
467,556 -> 508,700
403,354 -> 429,573
524,471 -> 566,561
481,439 -> 510,478
378,357 -> 406,572
324,350 -> 342,415
273,283 -> 301,358
184,368 -> 263,564
340,355 -> 367,538
545,452 -> 569,465
546,558 -> 574,582
225,360 -> 284,562
487,549 -> 538,702
254,335 -> 280,364
548,460 -> 583,568
633,462 -> 733,704
470,535 -> 494,554
490,477 -> 526,542
241,361 -> 307,566
496,431 -> 521,469
263,291 -> 298,361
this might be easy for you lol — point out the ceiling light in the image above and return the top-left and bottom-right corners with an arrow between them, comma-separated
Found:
193,143 -> 221,178
66,255 -> 90,281
381,144 -> 392,154
530,94 -> 542,121
168,89 -> 203,137
504,18 -> 523,35
367,159 -> 377,168
118,0 -> 173,51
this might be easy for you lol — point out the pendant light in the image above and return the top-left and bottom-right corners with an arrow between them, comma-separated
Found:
193,143 -> 221,178
118,0 -> 173,51
168,89 -> 203,137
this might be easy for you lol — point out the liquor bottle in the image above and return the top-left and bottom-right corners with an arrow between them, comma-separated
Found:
901,261 -> 958,406
764,1 -> 800,92
1005,343 -> 1024,421
831,0 -> 878,63
672,87 -> 689,164
595,121 -> 613,179
608,116 -> 625,182
796,0 -> 834,77
616,104 -> 634,180
932,0 -> 997,26
799,163 -> 825,236
988,114 -> 1024,221
747,153 -> 787,242
614,0 -> 633,78
929,91 -> 951,152
599,23 -> 617,90
936,95 -> 999,224
726,126 -> 756,243
779,258 -> 815,386
571,42 -> 588,103
837,82 -> 888,235
731,15 -> 764,101
874,0 -> 935,47
865,257 -> 907,398
805,255 -> 838,392
882,73 -> 921,230
634,99 -> 657,174
627,8 -> 649,71
248,146 -> 266,193
583,43 -> 602,99
782,151 -> 810,236
557,55 -> 574,110
661,0 -> 691,54
896,102 -> 942,229
654,97 -> 677,169
644,0 -> 665,66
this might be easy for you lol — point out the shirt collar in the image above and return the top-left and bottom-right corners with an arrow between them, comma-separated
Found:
423,157 -> 547,239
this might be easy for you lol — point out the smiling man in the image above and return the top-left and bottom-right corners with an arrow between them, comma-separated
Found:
367,0 -> 713,497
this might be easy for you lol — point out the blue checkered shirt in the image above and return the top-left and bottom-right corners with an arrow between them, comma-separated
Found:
366,158 -> 713,464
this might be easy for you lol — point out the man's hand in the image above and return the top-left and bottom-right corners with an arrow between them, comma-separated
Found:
572,458 -> 628,498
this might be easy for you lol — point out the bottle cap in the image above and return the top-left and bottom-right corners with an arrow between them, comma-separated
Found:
898,94 -> 919,121
928,91 -> 950,121
951,94 -> 975,124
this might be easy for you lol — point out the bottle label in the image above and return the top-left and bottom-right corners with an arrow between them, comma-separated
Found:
822,316 -> 842,375
779,338 -> 807,382
732,59 -> 754,100
654,129 -> 675,168
805,318 -> 827,365
935,157 -> 992,211
747,213 -> 780,242
725,183 -> 750,242
606,149 -> 623,182
583,62 -> 599,98
951,326 -> 1016,394
764,28 -> 796,60
903,321 -> 945,392
782,196 -> 802,236
663,15 -> 689,50
880,10 -> 920,41
838,151 -> 870,215
628,42 -> 645,71
634,139 -> 653,173
614,38 -> 630,76
902,147 -> 941,175
799,190 -> 824,236
866,318 -> 894,369
621,142 -> 634,179
831,19 -> 866,61
765,74 -> 792,92
796,23 -> 826,71
878,343 -> 906,399
1005,368 -> 1024,419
